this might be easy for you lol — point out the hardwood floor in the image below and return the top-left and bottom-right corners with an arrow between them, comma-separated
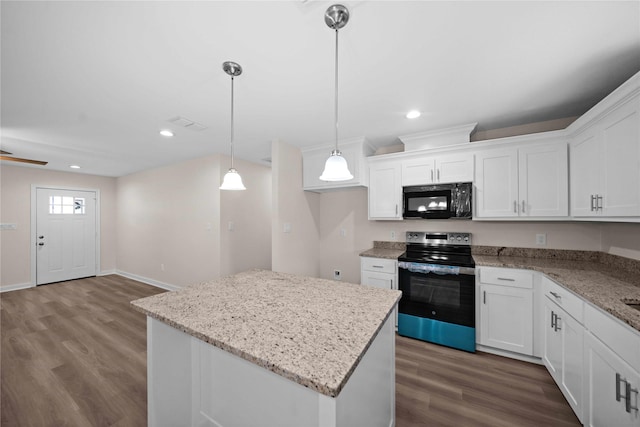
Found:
1,275 -> 580,426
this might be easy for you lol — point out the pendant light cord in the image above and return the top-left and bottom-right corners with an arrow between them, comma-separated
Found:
334,28 -> 339,153
230,75 -> 235,169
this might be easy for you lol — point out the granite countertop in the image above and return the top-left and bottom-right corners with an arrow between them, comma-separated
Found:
131,269 -> 401,398
359,241 -> 406,260
473,252 -> 640,333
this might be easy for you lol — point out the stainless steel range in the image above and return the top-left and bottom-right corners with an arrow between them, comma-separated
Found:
397,231 -> 476,352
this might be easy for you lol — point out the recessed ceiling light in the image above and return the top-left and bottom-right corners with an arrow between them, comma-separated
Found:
159,129 -> 174,137
69,165 -> 81,169
406,110 -> 421,119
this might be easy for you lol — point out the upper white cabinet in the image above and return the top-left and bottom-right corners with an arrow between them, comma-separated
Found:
302,137 -> 374,192
475,137 -> 569,218
569,90 -> 640,218
368,160 -> 402,220
401,153 -> 474,186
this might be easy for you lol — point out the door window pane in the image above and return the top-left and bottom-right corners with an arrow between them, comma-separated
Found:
49,196 -> 86,215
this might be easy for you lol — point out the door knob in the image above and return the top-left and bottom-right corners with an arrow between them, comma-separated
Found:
39,236 -> 44,239
38,242 -> 44,246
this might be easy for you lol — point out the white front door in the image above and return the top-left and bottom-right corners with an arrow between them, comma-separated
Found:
36,188 -> 97,285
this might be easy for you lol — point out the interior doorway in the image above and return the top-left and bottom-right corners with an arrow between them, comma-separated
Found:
31,186 -> 100,285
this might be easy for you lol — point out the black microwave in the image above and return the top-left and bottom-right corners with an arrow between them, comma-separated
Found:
403,182 -> 472,219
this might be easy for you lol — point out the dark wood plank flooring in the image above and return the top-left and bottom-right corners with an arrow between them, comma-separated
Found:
1,275 -> 580,426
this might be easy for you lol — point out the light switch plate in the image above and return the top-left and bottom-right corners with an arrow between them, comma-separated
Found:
0,223 -> 17,230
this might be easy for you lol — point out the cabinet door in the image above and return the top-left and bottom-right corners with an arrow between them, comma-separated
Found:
479,284 -> 533,355
475,148 -> 519,217
368,162 -> 402,220
561,311 -> 585,423
401,157 -> 435,186
543,298 -> 563,381
361,271 -> 394,290
435,153 -> 474,184
570,129 -> 601,217
585,331 -> 640,427
600,97 -> 640,216
519,142 -> 569,217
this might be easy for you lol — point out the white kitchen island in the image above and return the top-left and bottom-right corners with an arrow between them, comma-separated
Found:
131,269 -> 401,427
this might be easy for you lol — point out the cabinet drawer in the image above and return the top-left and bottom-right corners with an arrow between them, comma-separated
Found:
479,267 -> 533,289
361,257 -> 397,274
585,303 -> 640,370
543,277 -> 584,324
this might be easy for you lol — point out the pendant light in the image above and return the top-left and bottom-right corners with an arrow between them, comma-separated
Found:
319,4 -> 354,182
220,61 -> 246,191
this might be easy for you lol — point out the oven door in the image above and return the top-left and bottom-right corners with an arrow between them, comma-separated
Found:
398,264 -> 475,327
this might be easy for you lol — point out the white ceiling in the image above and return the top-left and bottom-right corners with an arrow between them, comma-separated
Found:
2,1 -> 639,177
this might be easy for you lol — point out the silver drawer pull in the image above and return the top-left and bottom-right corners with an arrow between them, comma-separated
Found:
372,265 -> 384,269
549,291 -> 561,299
626,381 -> 639,413
497,277 -> 515,282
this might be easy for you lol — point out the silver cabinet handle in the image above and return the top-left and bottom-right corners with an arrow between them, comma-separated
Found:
430,170 -> 434,181
590,195 -> 596,211
554,314 -> 561,331
395,204 -> 398,215
617,373 -> 623,402
372,265 -> 384,269
551,311 -> 556,329
483,290 -> 486,304
437,169 -> 440,181
513,200 -> 517,213
627,382 -> 639,413
549,291 -> 561,300
497,277 -> 515,282
597,195 -> 603,211
522,200 -> 526,213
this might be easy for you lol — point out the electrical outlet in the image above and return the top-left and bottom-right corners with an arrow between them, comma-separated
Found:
536,233 -> 547,246
161,263 -> 165,271
334,270 -> 341,281
391,231 -> 396,239
283,223 -> 291,233
340,228 -> 347,237
228,221 -> 234,231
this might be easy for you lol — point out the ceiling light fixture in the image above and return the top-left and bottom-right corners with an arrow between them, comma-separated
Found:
159,129 -> 174,137
69,165 -> 81,169
406,110 -> 421,119
319,4 -> 353,182
220,61 -> 246,191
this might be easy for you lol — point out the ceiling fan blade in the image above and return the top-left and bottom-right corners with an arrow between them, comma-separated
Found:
0,155 -> 48,166
0,150 -> 12,155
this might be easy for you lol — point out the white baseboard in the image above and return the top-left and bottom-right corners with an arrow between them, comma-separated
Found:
0,282 -> 34,293
116,270 -> 180,292
476,344 -> 543,365
98,269 -> 117,276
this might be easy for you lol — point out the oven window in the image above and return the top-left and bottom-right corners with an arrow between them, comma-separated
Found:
409,277 -> 460,308
408,196 -> 448,212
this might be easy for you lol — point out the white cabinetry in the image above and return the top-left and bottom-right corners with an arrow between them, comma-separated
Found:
368,160 -> 402,220
569,93 -> 640,218
584,304 -> 640,427
477,267 -> 535,356
302,137 -> 374,192
401,153 -> 474,186
361,256 -> 398,328
475,138 -> 568,218
542,277 -> 585,423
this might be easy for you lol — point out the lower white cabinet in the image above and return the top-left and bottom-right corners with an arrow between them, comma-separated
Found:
477,267 -> 534,356
543,295 -> 585,423
361,257 -> 398,327
584,304 -> 640,427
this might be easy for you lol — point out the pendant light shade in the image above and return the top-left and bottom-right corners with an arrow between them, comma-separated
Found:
319,149 -> 353,181
319,4 -> 353,182
220,61 -> 246,191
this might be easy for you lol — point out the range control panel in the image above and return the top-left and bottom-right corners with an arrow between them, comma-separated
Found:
406,231 -> 472,246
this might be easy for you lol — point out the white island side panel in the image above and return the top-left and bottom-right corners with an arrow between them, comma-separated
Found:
147,316 -> 395,427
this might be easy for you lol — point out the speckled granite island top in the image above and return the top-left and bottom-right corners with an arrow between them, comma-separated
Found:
131,269 -> 401,398
473,251 -> 640,333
